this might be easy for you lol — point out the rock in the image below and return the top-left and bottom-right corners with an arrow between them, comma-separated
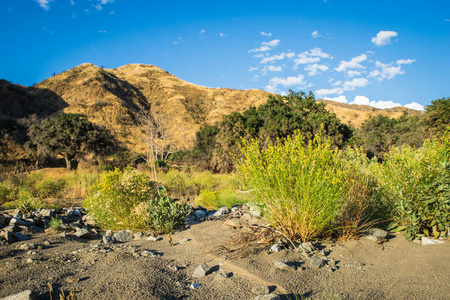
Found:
240,213 -> 253,221
2,229 -> 16,242
147,236 -> 159,241
274,260 -> 295,271
247,203 -> 262,217
327,258 -> 336,267
184,215 -> 197,224
269,244 -> 282,252
26,258 -> 34,263
142,250 -> 160,257
105,230 -> 113,237
39,209 -> 54,218
1,289 -> 40,300
179,237 -> 190,244
190,283 -> 201,289
192,263 -> 213,277
310,256 -> 325,269
9,218 -> 27,227
223,218 -> 242,229
0,214 -> 6,226
75,228 -> 92,239
133,232 -> 143,240
114,230 -> 134,242
422,237 -> 446,245
194,210 -> 207,219
25,219 -> 35,227
102,235 -> 116,245
213,270 -> 228,281
300,242 -> 314,253
19,242 -> 38,250
252,285 -> 270,295
254,294 -> 280,300
213,207 -> 230,217
65,275 -> 79,283
365,228 -> 388,243
15,232 -> 29,241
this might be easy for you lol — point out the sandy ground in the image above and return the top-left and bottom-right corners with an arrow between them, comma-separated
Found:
0,218 -> 449,300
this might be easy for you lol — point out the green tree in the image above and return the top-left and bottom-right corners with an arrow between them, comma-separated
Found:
27,113 -> 117,169
211,90 -> 354,172
422,97 -> 450,137
356,115 -> 425,159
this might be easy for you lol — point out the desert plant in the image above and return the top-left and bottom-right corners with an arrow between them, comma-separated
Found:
83,168 -> 157,230
49,216 -> 63,231
145,187 -> 191,234
237,130 -> 348,242
370,131 -> 450,240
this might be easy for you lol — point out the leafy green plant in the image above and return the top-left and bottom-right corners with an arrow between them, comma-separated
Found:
35,177 -> 67,199
196,188 -> 243,209
145,187 -> 191,234
83,168 -> 157,230
49,216 -> 63,231
370,131 -> 450,240
237,130 -> 348,242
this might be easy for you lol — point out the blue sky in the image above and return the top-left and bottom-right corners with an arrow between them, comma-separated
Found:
1,0 -> 449,110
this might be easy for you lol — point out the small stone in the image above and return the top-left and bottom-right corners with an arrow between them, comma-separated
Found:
114,230 -> 134,242
147,236 -> 159,241
142,250 -> 158,257
15,232 -> 29,241
213,207 -> 230,217
247,203 -> 262,217
168,265 -> 178,271
105,230 -> 113,237
254,294 -> 280,300
213,271 -> 228,281
252,285 -> 270,295
26,258 -> 34,263
9,218 -> 27,227
269,244 -> 282,252
75,228 -> 92,239
0,214 -> 6,226
1,289 -> 40,300
179,237 -> 190,244
194,210 -> 207,219
39,209 -> 54,218
102,235 -> 116,245
274,260 -> 295,271
300,242 -> 314,253
190,283 -> 201,289
60,232 -> 67,238
365,228 -> 388,243
240,213 -> 252,221
310,256 -> 325,269
43,240 -> 51,246
422,237 -> 446,245
65,276 -> 79,283
20,242 -> 37,250
327,258 -> 336,267
223,218 -> 243,229
192,263 -> 213,277
133,232 -> 143,240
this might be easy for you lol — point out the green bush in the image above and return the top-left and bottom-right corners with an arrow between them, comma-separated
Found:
35,177 -> 67,199
83,168 -> 190,233
237,131 -> 349,242
0,179 -> 17,205
49,216 -> 63,231
370,132 -> 450,240
196,188 -> 244,209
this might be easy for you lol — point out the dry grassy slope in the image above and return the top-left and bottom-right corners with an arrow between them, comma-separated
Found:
318,100 -> 423,128
2,63 -> 422,154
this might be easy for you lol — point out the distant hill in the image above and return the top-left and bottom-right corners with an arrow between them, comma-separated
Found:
1,63 -> 423,155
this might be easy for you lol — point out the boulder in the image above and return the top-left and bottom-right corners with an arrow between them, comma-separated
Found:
212,207 -> 230,217
422,237 -> 446,245
0,290 -> 40,300
194,210 -> 207,219
114,230 -> 134,242
102,235 -> 116,245
14,232 -> 29,241
192,263 -> 213,277
75,228 -> 92,239
310,256 -> 325,269
365,228 -> 388,243
274,260 -> 295,271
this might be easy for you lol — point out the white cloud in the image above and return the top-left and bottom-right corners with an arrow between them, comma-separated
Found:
370,61 -> 404,80
305,64 -> 328,76
343,78 -> 369,91
248,66 -> 258,72
334,54 -> 367,72
404,102 -> 425,111
347,70 -> 362,77
350,95 -> 401,109
253,54 -> 265,59
294,48 -> 332,68
286,52 -> 296,59
34,0 -> 53,10
260,52 -> 286,64
199,29 -> 206,35
266,75 -> 306,93
311,31 -> 321,38
371,31 -> 398,47
323,95 -> 349,103
95,3 -> 103,10
98,30 -> 107,33
248,39 -> 280,53
100,0 -> 114,3
261,32 -> 272,37
261,65 -> 283,76
70,0 -> 75,5
314,88 -> 344,98
445,19 -> 450,22
397,58 -> 416,65
219,32 -> 227,38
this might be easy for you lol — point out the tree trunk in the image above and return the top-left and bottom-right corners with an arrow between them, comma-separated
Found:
64,154 -> 72,170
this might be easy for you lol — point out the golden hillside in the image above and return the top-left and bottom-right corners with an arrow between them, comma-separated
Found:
2,63 -> 423,154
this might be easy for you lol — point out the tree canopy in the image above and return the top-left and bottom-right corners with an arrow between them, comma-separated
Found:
27,113 -> 117,169
422,97 -> 450,137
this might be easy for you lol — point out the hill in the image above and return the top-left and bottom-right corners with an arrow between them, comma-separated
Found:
1,63 -> 422,155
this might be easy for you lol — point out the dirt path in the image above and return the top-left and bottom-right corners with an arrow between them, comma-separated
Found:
1,218 -> 449,299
